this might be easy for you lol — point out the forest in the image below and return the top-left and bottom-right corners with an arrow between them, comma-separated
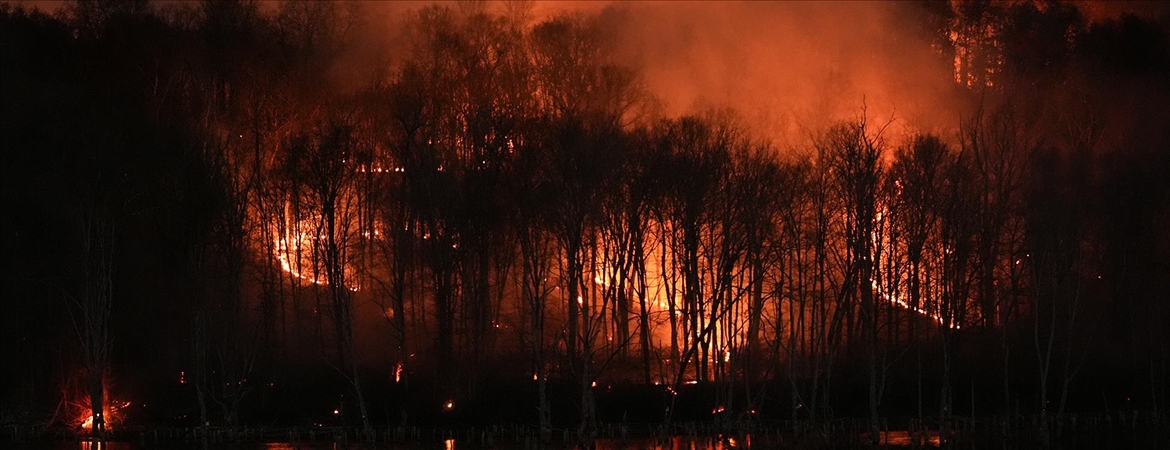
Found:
1,0 -> 1168,447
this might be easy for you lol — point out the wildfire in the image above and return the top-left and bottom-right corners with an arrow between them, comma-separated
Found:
270,209 -> 362,292
77,399 -> 131,432
273,236 -> 359,291
874,278 -> 961,329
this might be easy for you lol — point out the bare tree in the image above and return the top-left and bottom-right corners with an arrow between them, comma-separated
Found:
516,166 -> 555,439
67,205 -> 115,437
287,119 -> 372,433
959,104 -> 1031,420
823,113 -> 889,443
889,135 -> 948,425
934,143 -> 979,443
1026,143 -> 1097,440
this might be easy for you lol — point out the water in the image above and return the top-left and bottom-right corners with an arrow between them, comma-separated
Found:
0,437 -> 759,450
6,430 -> 1162,450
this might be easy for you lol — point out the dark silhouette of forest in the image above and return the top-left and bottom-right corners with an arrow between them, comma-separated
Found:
1,0 -> 1168,446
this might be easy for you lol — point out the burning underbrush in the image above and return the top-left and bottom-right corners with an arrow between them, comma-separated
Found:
58,371 -> 132,435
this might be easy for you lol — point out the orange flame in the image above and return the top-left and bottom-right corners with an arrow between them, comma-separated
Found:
77,399 -> 131,432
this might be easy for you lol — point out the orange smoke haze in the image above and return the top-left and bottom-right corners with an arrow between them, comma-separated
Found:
342,0 -> 1166,149
584,1 -> 962,147
20,0 -> 1165,148
348,1 -> 964,146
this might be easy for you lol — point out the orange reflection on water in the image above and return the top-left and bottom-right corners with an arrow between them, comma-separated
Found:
78,442 -> 132,450
589,435 -> 753,450
878,430 -> 941,447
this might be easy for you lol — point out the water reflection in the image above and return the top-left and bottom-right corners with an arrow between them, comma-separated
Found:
261,444 -> 337,450
588,435 -> 751,450
78,442 -> 134,450
0,434 -> 1136,450
878,430 -> 941,447
58,438 -> 758,450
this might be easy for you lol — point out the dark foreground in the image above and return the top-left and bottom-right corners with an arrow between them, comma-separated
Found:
4,411 -> 1167,450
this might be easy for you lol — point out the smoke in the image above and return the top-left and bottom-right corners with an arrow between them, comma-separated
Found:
482,0 -> 1163,149
328,1 -> 967,150
581,1 -> 964,149
1079,0 -> 1170,23
26,0 -> 1161,149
